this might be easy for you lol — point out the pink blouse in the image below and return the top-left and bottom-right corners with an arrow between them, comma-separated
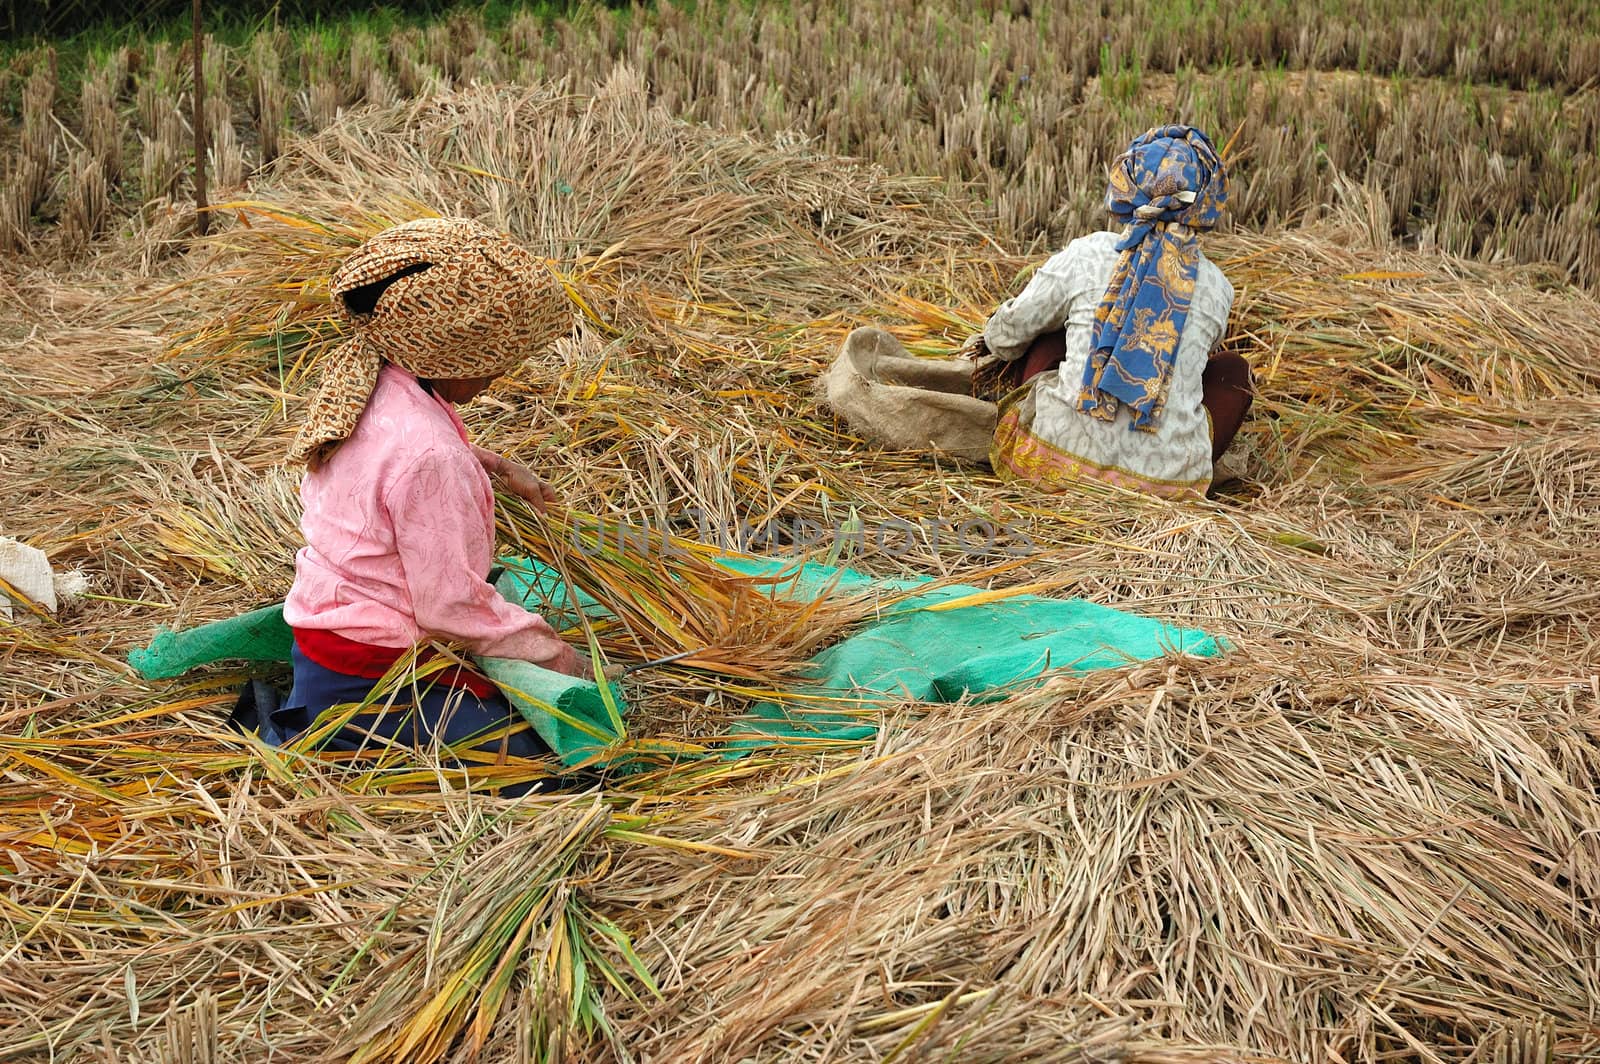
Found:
283,364 -> 578,674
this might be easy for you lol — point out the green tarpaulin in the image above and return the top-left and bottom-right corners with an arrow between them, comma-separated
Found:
702,557 -> 1221,750
127,603 -> 294,680
128,555 -> 1222,765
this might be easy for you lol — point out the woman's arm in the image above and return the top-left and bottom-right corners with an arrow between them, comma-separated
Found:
385,450 -> 583,675
1194,263 -> 1237,359
982,247 -> 1082,361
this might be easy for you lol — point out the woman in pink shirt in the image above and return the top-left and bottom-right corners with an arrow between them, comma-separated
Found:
267,218 -> 583,768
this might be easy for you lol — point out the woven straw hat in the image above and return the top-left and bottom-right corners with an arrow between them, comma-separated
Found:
289,218 -> 569,466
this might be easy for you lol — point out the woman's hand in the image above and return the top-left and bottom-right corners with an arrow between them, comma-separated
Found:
473,445 -> 557,513
549,642 -> 591,681
565,652 -> 596,683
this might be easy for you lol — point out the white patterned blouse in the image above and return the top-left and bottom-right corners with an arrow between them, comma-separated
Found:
982,230 -> 1235,498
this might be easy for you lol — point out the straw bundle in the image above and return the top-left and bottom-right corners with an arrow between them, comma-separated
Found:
3,50 -> 62,249
59,149 -> 110,256
80,51 -> 126,186
19,50 -> 58,174
1,63 -> 1597,1064
348,30 -> 397,110
204,94 -> 243,193
247,32 -> 287,166
423,22 -> 459,85
0,158 -> 43,252
137,100 -> 186,203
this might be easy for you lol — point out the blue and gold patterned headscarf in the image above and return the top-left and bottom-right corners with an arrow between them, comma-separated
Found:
1078,126 -> 1227,433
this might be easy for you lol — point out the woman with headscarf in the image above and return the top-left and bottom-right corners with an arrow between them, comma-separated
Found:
270,217 -> 584,764
978,125 -> 1250,498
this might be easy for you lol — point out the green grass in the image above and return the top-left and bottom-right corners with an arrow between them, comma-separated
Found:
3,1 -> 635,70
12,0 -> 1600,78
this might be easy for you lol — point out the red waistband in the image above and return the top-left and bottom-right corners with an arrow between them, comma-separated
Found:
292,628 -> 499,699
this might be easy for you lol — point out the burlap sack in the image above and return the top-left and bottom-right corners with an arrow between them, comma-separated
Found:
819,328 -> 998,464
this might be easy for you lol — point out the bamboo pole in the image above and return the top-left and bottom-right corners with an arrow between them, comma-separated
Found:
191,0 -> 209,236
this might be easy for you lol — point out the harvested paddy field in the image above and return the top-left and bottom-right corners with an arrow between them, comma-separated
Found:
1,2 -> 1598,1061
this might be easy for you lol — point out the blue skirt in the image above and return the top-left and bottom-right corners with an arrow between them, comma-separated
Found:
259,644 -> 551,762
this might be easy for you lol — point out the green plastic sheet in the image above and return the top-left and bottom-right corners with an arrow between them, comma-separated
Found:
128,554 -> 1223,764
124,595 -> 618,768
126,603 -> 294,680
474,657 -> 623,766
706,557 -> 1221,750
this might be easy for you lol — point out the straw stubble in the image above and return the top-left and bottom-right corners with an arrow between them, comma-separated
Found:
4,2 -> 1600,286
1,47 -> 1598,1064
